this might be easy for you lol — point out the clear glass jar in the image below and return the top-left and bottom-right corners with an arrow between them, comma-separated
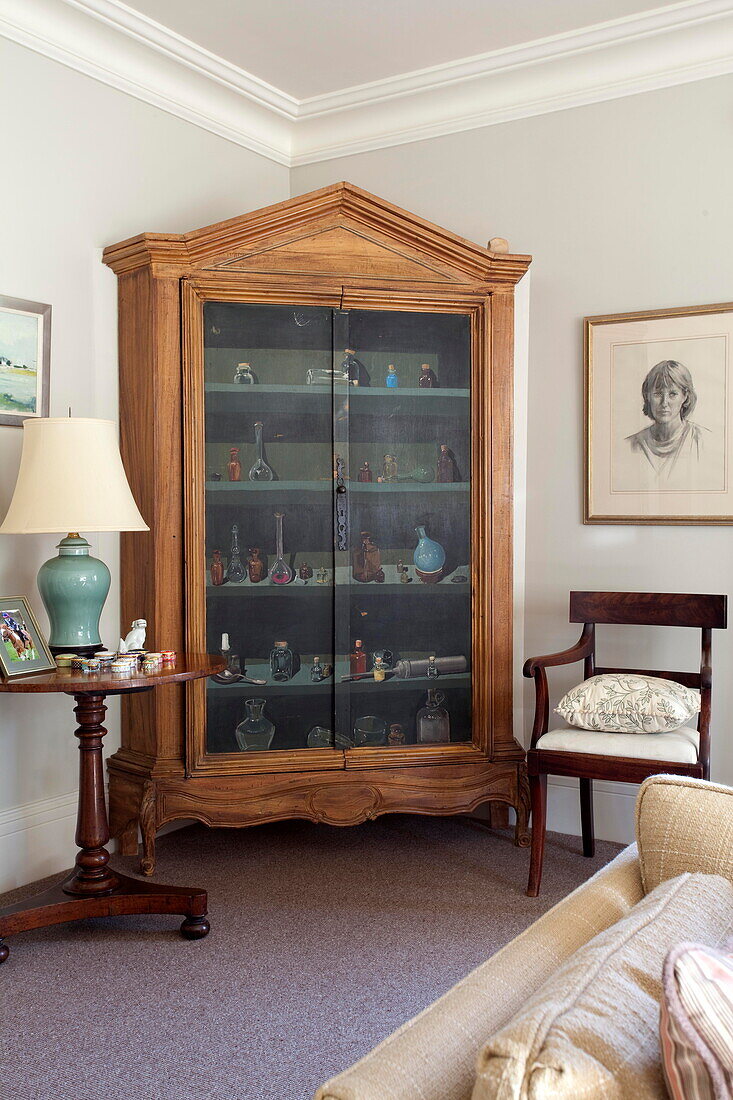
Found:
235,698 -> 275,751
270,641 -> 294,682
416,689 -> 450,743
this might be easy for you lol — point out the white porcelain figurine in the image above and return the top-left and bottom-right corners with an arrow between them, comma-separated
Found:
119,618 -> 147,653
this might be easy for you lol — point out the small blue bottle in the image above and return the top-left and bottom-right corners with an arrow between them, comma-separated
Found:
385,364 -> 399,388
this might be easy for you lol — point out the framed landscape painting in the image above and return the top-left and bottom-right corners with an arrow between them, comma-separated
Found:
585,301 -> 733,524
0,295 -> 51,427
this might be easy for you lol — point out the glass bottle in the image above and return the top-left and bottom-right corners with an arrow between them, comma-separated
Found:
373,656 -> 386,682
416,689 -> 450,743
235,698 -> 275,751
350,639 -> 367,675
227,447 -> 241,482
358,461 -> 373,483
352,530 -> 383,583
234,362 -> 256,385
269,512 -> 293,584
270,641 -> 293,682
310,656 -> 326,683
427,655 -> 438,678
388,723 -> 405,745
298,562 -> 313,581
225,524 -> 246,583
437,444 -> 458,483
210,549 -> 224,586
249,421 -> 274,482
419,362 -> 438,388
385,364 -> 399,388
413,525 -> 446,583
247,547 -> 265,583
381,454 -> 398,482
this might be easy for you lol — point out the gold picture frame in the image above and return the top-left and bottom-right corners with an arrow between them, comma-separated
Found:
0,595 -> 55,678
585,301 -> 733,524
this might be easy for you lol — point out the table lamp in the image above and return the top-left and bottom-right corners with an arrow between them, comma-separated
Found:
0,417 -> 149,654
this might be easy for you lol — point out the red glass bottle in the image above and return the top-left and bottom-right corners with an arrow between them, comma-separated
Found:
210,549 -> 224,586
350,639 -> 367,675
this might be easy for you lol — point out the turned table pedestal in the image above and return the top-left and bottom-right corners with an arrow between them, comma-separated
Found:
0,654 -> 224,965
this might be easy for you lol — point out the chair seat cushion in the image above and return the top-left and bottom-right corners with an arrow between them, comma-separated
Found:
535,726 -> 699,763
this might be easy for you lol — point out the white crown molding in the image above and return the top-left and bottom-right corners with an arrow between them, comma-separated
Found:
1,0 -> 732,167
0,0 -> 293,164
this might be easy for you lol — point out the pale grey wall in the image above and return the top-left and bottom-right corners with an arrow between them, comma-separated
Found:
0,37 -> 288,888
293,74 -> 733,841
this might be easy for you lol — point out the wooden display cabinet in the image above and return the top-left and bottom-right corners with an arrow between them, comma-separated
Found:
103,183 -> 532,873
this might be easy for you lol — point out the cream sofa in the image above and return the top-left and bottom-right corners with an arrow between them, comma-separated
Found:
315,775 -> 733,1100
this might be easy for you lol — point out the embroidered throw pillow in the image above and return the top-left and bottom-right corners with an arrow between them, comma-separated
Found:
555,673 -> 701,734
660,940 -> 733,1100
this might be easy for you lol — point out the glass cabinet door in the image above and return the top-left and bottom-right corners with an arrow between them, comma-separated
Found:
335,309 -> 472,751
202,303 -> 336,755
199,301 -> 472,760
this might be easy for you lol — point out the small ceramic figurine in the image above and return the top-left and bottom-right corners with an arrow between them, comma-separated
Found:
298,562 -> 313,581
119,618 -> 146,653
388,723 -> 406,745
385,364 -> 399,388
228,447 -> 242,482
358,461 -> 373,483
419,362 -> 438,388
341,348 -> 370,387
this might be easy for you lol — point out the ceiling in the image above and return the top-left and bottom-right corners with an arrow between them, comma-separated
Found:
124,0 -> 686,99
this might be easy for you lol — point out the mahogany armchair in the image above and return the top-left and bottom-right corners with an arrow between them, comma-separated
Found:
524,591 -> 727,897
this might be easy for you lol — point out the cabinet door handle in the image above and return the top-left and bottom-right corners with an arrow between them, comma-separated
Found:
335,455 -> 348,550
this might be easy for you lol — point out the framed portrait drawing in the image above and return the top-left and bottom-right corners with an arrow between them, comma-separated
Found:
0,295 -> 51,428
0,595 -> 55,679
585,301 -> 733,524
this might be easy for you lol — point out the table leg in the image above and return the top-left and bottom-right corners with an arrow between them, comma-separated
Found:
0,692 -> 209,965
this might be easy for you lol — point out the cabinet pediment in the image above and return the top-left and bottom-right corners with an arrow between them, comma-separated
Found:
201,224 -> 463,283
103,183 -> 531,286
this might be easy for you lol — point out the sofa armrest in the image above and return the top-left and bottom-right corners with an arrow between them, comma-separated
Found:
636,774 -> 733,893
314,845 -> 643,1100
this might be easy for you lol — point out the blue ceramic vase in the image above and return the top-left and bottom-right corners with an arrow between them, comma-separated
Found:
413,525 -> 445,583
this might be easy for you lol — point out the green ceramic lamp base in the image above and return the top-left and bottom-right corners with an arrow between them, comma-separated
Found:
37,534 -> 111,656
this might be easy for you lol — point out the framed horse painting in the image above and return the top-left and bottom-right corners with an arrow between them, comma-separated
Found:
0,596 -> 55,678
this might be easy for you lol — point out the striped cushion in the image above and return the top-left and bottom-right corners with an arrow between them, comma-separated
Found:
660,941 -> 733,1099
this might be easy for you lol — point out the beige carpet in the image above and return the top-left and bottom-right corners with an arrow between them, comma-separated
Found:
1,815 -> 621,1100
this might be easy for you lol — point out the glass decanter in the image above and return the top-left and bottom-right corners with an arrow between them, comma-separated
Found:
416,688 -> 450,743
270,641 -> 294,681
225,524 -> 246,583
248,421 -> 274,481
269,512 -> 293,584
235,698 -> 275,751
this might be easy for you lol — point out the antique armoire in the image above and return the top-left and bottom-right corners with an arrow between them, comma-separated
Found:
102,183 -> 531,872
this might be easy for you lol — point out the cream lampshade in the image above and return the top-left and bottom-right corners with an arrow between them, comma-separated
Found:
0,417 -> 149,654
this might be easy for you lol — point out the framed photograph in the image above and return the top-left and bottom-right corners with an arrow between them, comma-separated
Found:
585,301 -> 733,524
0,596 -> 55,678
0,295 -> 51,428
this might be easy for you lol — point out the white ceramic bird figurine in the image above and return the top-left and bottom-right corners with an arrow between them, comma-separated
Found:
119,618 -> 147,653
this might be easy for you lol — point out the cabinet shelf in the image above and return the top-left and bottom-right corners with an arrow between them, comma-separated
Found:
206,564 -> 470,592
204,383 -> 469,417
206,481 -> 468,493
208,660 -> 470,696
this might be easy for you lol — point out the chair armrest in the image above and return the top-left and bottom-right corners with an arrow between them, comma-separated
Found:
523,625 -> 594,746
523,624 -> 595,677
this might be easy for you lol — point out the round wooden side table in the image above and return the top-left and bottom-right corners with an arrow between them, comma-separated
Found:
0,654 -> 225,965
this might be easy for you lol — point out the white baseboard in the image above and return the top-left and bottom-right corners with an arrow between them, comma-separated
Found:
0,790 -> 78,893
547,777 -> 637,846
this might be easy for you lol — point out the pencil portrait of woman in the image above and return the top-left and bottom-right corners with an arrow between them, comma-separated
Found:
625,359 -> 709,481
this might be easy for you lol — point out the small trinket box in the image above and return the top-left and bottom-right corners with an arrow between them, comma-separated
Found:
71,656 -> 85,671
81,658 -> 100,673
55,654 -> 75,669
111,659 -> 133,676
161,650 -> 176,663
142,657 -> 160,674
97,650 -> 116,664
